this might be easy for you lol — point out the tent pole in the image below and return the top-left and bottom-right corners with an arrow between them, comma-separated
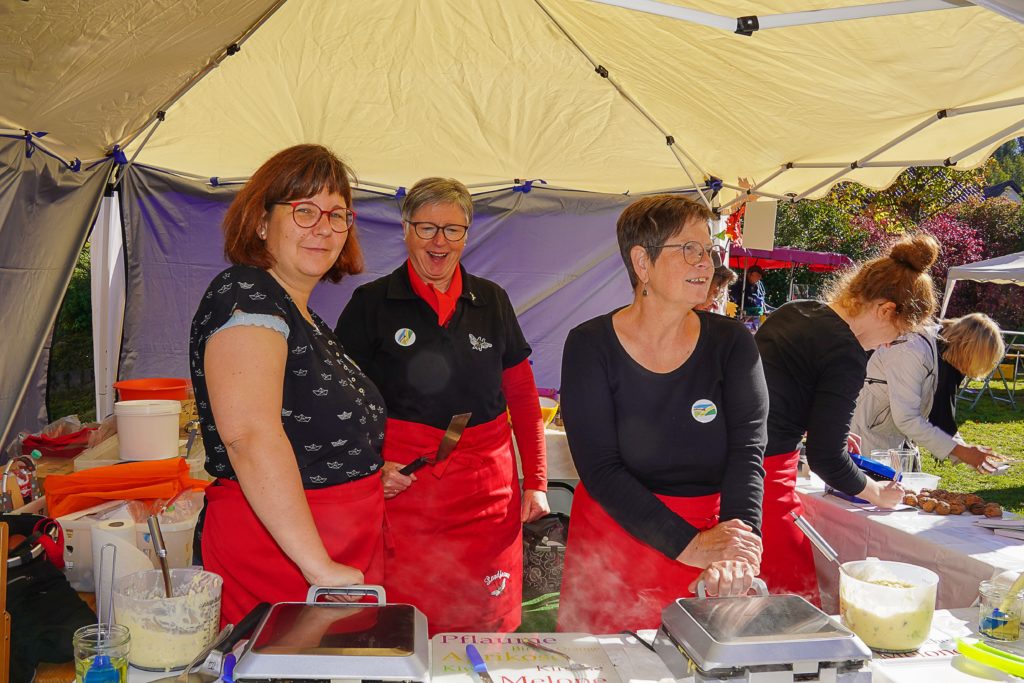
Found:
947,96 -> 1024,117
940,279 -> 957,317
788,267 -> 796,302
116,0 -> 289,155
533,0 -> 715,211
720,166 -> 792,212
587,0 -> 968,32
90,193 -> 125,421
947,118 -> 1024,164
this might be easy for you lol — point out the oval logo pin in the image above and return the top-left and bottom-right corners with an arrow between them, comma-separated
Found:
691,399 -> 718,423
394,328 -> 416,347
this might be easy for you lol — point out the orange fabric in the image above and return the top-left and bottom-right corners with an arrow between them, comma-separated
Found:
43,457 -> 209,518
406,259 -> 462,326
501,359 -> 547,491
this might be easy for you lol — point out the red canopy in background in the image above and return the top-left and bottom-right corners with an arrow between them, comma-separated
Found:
729,246 -> 853,273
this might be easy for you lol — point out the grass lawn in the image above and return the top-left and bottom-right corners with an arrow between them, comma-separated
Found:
921,376 -> 1024,514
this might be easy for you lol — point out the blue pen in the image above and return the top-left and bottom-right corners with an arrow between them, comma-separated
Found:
466,644 -> 495,683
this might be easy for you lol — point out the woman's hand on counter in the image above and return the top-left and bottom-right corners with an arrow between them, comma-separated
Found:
687,560 -> 757,597
381,461 -> 416,499
858,478 -> 905,509
521,489 -> 550,523
676,519 -> 762,571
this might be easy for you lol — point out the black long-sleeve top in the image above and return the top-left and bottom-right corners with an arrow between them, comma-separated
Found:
560,310 -> 768,560
755,300 -> 868,495
927,339 -> 964,437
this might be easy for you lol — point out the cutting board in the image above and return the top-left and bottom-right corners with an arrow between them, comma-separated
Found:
431,633 -> 622,683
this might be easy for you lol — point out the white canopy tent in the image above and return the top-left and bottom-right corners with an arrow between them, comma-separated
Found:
2,0 -> 1024,444
940,251 -> 1024,315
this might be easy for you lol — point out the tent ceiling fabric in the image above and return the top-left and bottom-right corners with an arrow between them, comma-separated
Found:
0,0 -> 280,161
3,1 -> 1023,198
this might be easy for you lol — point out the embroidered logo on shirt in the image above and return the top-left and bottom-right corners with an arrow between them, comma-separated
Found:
294,414 -> 311,423
304,444 -> 322,452
217,283 -> 232,294
691,399 -> 718,424
338,412 -> 352,420
249,292 -> 267,301
238,282 -> 254,289
469,333 -> 492,351
313,387 -> 328,397
395,328 -> 416,347
309,475 -> 327,484
291,345 -> 308,355
331,438 -> 348,447
485,569 -> 511,597
326,461 -> 342,469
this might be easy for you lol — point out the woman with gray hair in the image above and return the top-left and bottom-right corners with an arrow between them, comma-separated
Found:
335,177 -> 549,634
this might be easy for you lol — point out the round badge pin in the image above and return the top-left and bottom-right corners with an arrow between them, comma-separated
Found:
394,328 -> 416,347
691,399 -> 718,423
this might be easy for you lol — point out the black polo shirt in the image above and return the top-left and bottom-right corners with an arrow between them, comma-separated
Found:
335,264 -> 531,429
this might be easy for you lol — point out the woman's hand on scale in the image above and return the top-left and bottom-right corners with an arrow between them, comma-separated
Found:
381,461 -> 416,499
858,478 -> 905,509
688,560 -> 757,597
677,519 -> 762,572
303,559 -> 366,602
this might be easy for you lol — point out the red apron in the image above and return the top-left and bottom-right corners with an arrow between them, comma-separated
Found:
382,414 -> 522,634
557,484 -> 720,634
202,475 -> 384,626
757,449 -> 820,606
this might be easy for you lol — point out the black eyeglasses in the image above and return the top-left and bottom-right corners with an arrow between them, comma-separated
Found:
648,241 -> 725,266
275,201 -> 355,233
406,221 -> 468,242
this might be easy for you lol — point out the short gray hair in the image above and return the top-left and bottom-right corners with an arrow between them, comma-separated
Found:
402,177 -> 474,225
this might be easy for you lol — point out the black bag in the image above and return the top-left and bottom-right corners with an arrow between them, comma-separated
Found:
3,514 -> 96,683
522,482 -> 574,600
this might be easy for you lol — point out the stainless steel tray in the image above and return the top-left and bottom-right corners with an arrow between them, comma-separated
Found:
655,585 -> 871,674
232,585 -> 430,681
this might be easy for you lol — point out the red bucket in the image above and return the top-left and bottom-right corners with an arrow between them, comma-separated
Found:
113,378 -> 188,401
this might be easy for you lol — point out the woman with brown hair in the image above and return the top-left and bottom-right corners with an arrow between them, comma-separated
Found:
852,313 -> 1007,471
754,234 -> 939,605
557,194 -> 768,633
189,144 -> 385,624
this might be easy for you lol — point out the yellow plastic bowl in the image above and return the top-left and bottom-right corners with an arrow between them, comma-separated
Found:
540,397 -> 559,427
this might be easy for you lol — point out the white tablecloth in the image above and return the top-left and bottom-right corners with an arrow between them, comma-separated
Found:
797,475 -> 1024,613
514,426 -> 578,481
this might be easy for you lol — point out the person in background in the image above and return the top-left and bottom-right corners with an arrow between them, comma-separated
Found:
697,265 -> 738,314
852,313 -> 1007,472
754,234 -> 940,605
731,264 -> 769,315
189,145 -> 385,624
558,194 -> 768,633
335,177 -> 548,634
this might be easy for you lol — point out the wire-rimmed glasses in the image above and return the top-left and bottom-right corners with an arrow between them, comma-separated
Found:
648,240 -> 725,265
275,201 -> 355,233
406,221 -> 468,242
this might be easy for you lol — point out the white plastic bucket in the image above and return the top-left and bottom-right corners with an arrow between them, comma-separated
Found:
115,400 -> 181,461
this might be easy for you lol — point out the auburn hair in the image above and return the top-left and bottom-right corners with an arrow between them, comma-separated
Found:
827,233 -> 939,334
222,144 -> 363,283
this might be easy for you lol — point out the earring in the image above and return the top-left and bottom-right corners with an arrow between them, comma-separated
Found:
257,226 -> 267,239
642,282 -> 649,297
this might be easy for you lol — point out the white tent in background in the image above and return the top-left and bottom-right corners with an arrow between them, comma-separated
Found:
940,251 -> 1024,315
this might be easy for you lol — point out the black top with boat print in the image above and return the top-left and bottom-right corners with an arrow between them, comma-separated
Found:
189,265 -> 385,488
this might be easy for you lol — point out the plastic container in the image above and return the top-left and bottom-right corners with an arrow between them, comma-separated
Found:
899,472 -> 940,493
113,568 -> 222,671
135,491 -> 203,569
114,400 -> 181,461
839,559 -> 938,653
113,378 -> 188,401
539,396 -> 559,428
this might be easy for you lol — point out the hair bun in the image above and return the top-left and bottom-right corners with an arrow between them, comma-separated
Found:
889,233 -> 939,273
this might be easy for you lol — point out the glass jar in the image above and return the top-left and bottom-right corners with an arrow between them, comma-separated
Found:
979,580 -> 1024,641
73,624 -> 130,683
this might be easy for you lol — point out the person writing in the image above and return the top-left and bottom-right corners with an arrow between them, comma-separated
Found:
852,313 -> 1007,472
754,234 -> 939,604
189,145 -> 385,624
557,194 -> 768,633
335,177 -> 548,634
